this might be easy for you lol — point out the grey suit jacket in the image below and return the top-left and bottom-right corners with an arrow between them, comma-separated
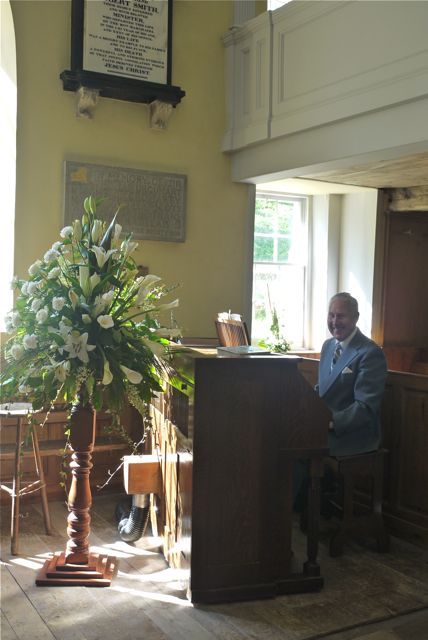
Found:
317,328 -> 387,456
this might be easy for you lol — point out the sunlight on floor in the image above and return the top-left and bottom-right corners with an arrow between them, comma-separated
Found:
110,583 -> 193,606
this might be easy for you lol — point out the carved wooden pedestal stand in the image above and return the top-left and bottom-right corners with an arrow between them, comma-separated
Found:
36,399 -> 117,586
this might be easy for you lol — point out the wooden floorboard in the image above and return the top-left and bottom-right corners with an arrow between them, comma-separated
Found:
1,493 -> 428,640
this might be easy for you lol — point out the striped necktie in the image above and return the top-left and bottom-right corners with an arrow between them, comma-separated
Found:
331,342 -> 342,370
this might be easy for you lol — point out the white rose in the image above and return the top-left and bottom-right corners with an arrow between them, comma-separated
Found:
36,308 -> 49,324
10,344 -> 24,360
97,315 -> 114,329
52,296 -> 66,311
44,249 -> 59,264
60,226 -> 73,239
52,241 -> 62,251
11,311 -> 21,327
21,281 -> 29,295
27,281 -> 40,295
47,267 -> 61,280
23,334 -> 38,350
31,298 -> 43,312
28,260 -> 43,276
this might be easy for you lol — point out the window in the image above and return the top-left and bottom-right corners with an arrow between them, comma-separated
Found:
251,193 -> 308,348
0,1 -> 17,332
268,0 -> 293,10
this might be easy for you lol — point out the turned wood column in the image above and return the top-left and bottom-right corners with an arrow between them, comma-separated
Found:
65,398 -> 96,564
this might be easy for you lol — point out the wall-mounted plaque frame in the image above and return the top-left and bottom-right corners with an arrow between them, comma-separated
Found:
60,0 -> 185,107
64,161 -> 187,242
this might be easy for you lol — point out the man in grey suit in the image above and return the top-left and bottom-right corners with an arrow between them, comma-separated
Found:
318,292 -> 387,457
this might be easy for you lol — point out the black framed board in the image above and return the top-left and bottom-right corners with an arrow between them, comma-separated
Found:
60,0 -> 185,106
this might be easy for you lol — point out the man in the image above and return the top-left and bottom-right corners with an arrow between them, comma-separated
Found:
318,292 -> 387,457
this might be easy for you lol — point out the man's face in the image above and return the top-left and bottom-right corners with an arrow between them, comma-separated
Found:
327,299 -> 358,342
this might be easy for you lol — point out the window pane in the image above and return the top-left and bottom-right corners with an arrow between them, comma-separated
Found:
254,236 -> 274,262
254,200 -> 275,233
276,203 -> 293,234
251,263 -> 305,347
277,237 -> 291,262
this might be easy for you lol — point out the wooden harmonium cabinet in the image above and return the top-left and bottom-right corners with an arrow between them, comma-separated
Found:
147,347 -> 330,604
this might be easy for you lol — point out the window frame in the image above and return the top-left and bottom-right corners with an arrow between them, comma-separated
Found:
252,191 -> 311,349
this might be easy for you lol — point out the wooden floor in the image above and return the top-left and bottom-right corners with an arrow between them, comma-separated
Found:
1,493 -> 428,640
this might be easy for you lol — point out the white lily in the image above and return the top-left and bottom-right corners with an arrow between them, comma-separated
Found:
79,266 -> 90,297
90,273 -> 100,292
91,219 -> 104,244
121,239 -> 138,258
120,365 -> 142,385
91,246 -> 117,268
68,289 -> 79,309
62,331 -> 96,364
155,299 -> 179,312
54,360 -> 70,382
73,219 -> 82,241
102,359 -> 113,385
97,315 -> 114,329
82,313 -> 92,324
111,224 -> 123,249
136,274 -> 161,304
141,337 -> 165,357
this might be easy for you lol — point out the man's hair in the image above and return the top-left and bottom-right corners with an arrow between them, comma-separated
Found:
329,292 -> 359,317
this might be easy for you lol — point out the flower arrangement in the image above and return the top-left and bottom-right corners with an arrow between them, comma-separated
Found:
259,306 -> 290,354
0,196 -> 179,434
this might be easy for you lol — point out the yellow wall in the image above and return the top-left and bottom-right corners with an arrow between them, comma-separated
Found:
10,0 -> 250,338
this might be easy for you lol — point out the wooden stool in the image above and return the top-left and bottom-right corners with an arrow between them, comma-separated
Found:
0,405 -> 52,555
325,448 -> 390,557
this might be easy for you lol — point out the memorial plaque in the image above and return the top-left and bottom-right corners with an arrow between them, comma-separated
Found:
83,0 -> 169,84
60,0 -> 185,108
64,161 -> 186,242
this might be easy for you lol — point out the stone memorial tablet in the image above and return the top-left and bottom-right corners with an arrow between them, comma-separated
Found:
64,161 -> 186,242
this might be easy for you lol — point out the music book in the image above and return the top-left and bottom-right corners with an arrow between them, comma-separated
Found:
217,346 -> 271,356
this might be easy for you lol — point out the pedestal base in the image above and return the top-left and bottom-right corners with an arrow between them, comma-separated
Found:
36,552 -> 117,587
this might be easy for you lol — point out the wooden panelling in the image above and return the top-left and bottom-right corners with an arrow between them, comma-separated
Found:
299,357 -> 428,544
382,212 -> 428,347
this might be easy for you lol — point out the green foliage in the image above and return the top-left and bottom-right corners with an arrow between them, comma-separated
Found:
259,307 -> 290,354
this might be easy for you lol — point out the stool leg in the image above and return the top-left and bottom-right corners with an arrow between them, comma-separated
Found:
11,417 -> 23,555
372,457 -> 390,553
31,428 -> 52,535
330,470 -> 354,557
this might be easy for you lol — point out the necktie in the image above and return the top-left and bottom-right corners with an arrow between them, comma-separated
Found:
331,342 -> 342,370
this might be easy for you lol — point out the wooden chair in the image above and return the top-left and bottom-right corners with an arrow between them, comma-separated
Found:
324,448 -> 390,557
0,407 -> 52,555
215,317 -> 250,347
